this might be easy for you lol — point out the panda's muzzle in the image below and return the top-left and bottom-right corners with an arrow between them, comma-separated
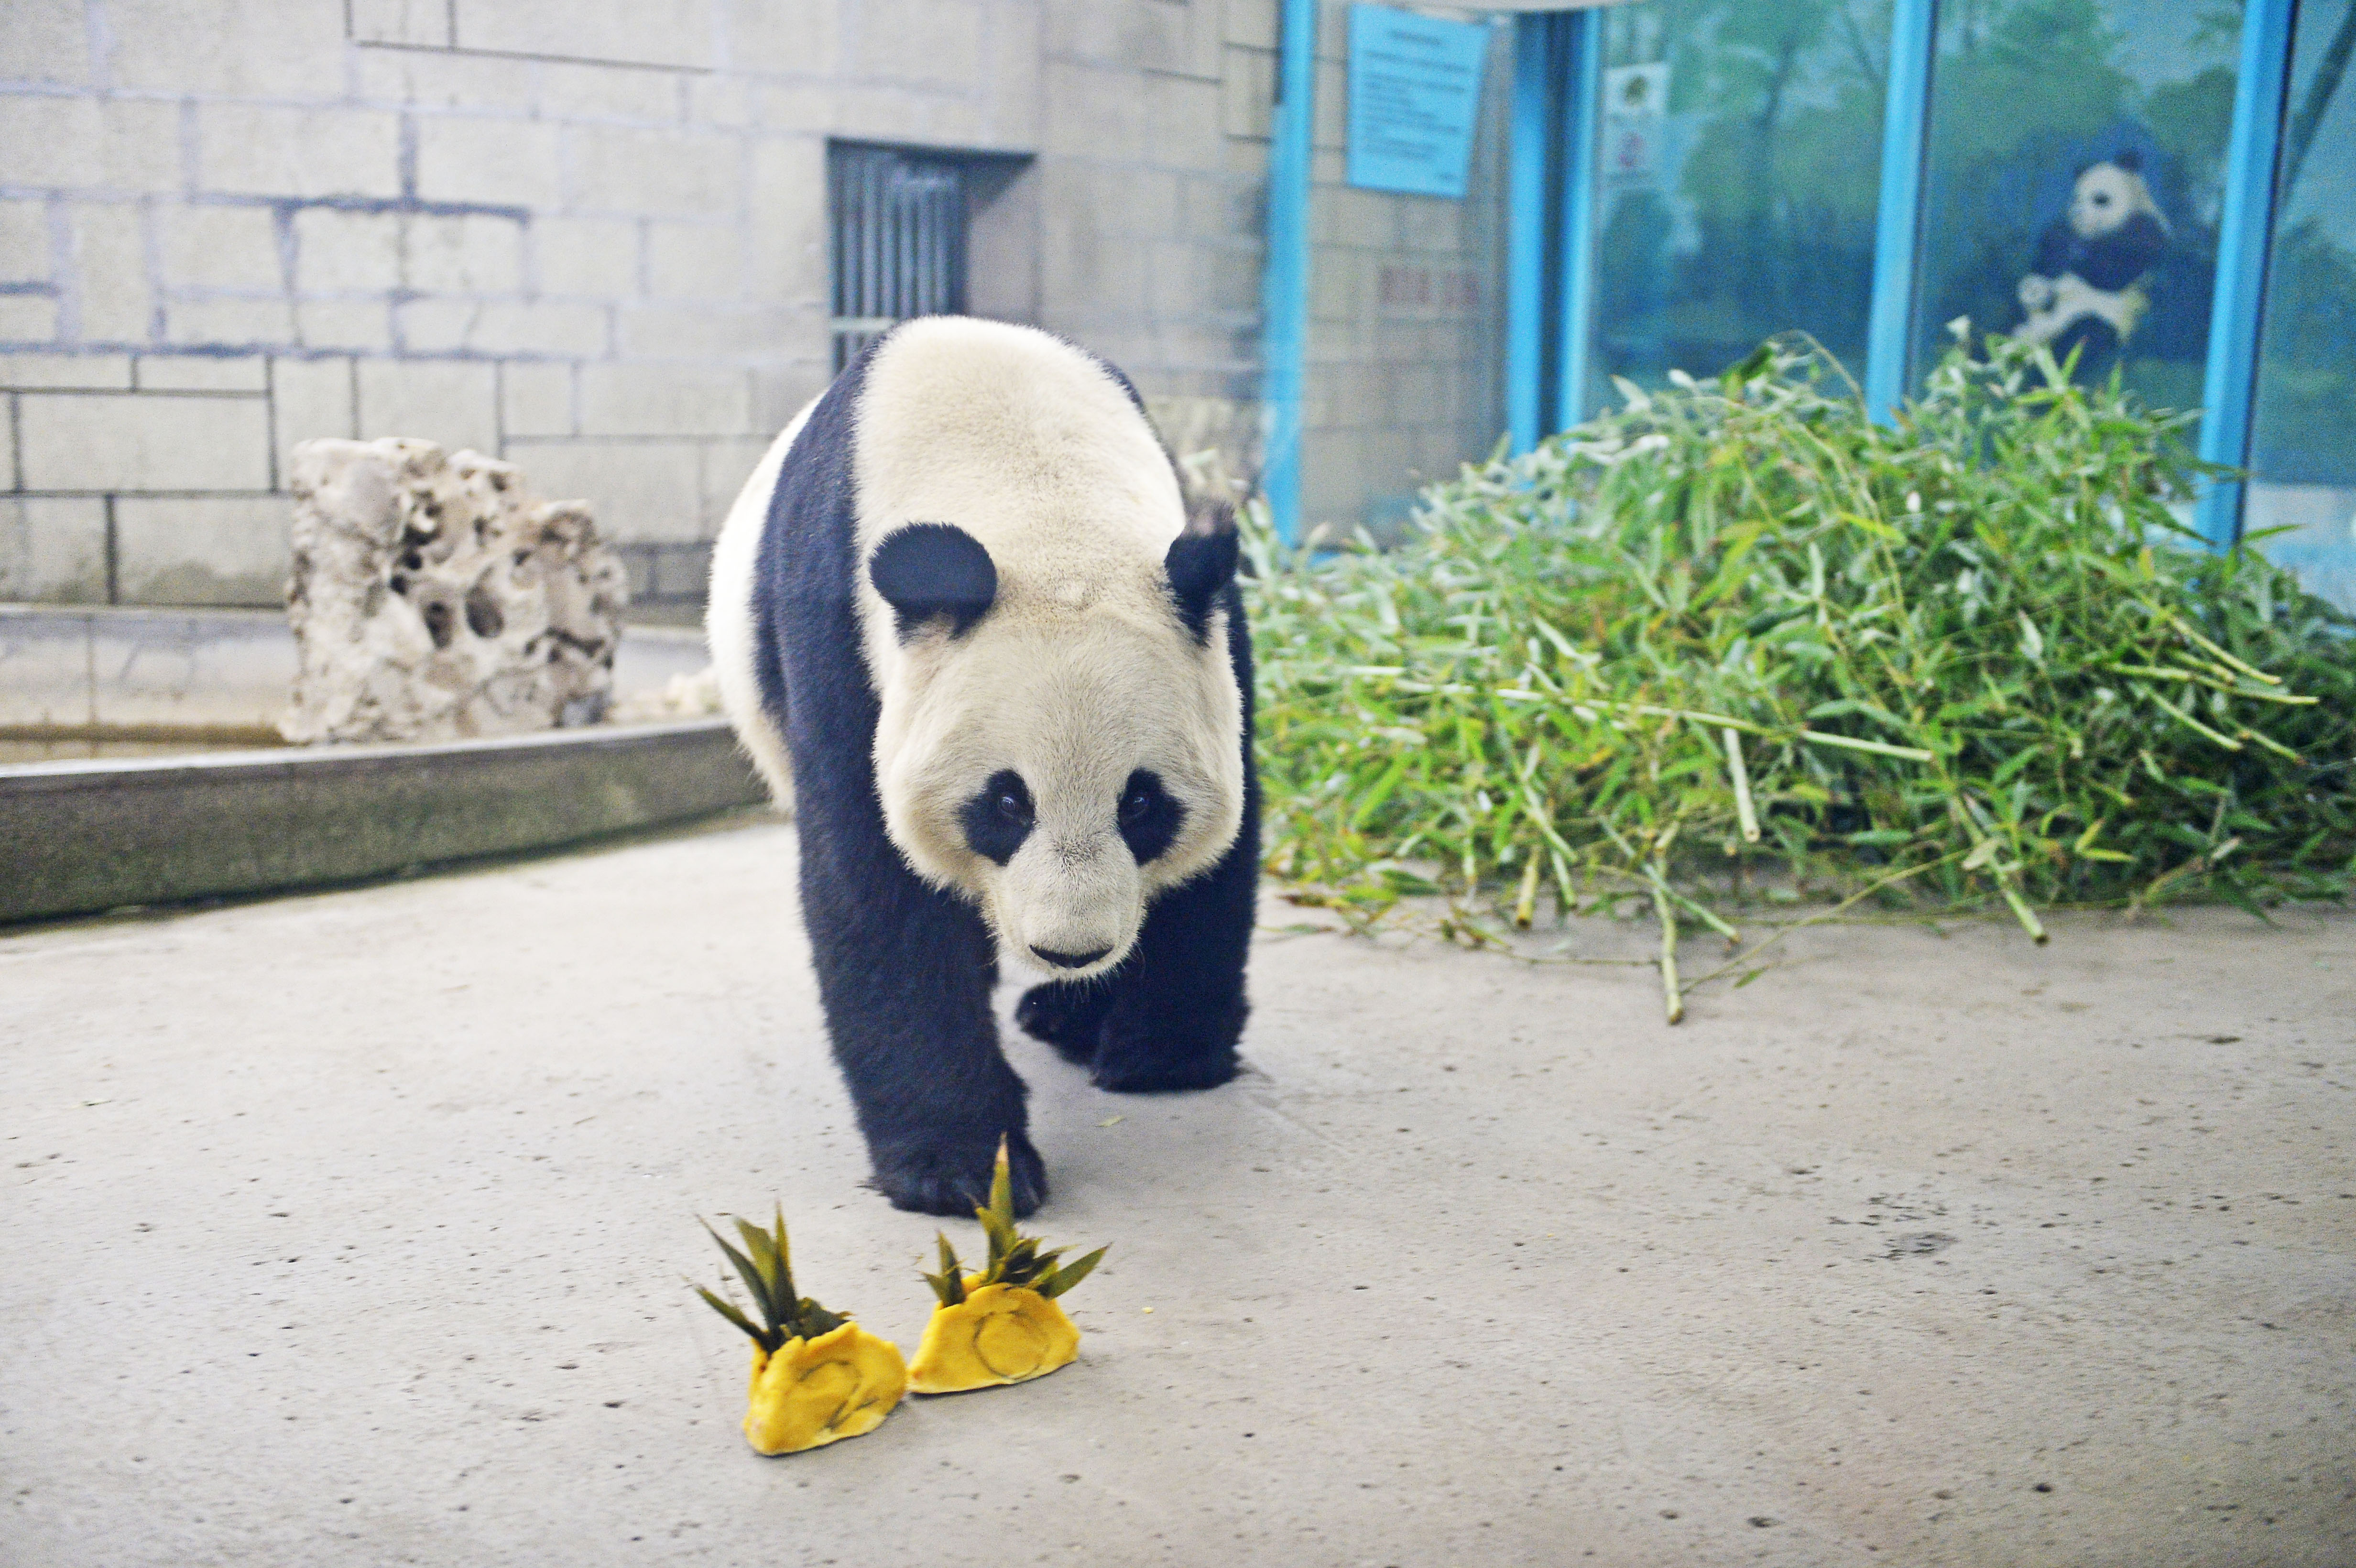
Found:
1030,944 -> 1112,970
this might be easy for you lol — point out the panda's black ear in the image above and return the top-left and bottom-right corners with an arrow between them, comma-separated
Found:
869,523 -> 998,639
2114,149 -> 2142,173
1164,505 -> 1239,644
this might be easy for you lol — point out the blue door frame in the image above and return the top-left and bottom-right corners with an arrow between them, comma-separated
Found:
1258,0 -> 1320,545
1264,0 -> 2311,546
2197,0 -> 2299,548
1864,0 -> 1939,424
1502,6 -> 1603,452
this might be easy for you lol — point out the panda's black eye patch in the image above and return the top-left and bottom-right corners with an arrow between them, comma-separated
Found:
1116,770 -> 1184,864
960,769 -> 1034,865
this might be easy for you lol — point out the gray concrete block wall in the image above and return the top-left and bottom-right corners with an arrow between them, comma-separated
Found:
1034,0 -> 1271,410
1,0 -> 1281,611
1294,6 -> 1509,543
2,0 -> 1510,606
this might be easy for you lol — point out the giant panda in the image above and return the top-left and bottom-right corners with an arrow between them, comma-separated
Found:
706,317 -> 1258,1218
2014,152 -> 2171,375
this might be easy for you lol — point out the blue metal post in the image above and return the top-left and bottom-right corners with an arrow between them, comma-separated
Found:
1504,14 -> 1552,456
2195,0 -> 2297,549
1259,0 -> 1318,546
1864,0 -> 1938,422
1551,7 -> 1604,432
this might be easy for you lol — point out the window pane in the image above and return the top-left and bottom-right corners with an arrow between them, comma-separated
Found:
1914,0 -> 2243,411
1586,0 -> 1893,406
827,144 -> 971,372
2247,0 -> 2356,611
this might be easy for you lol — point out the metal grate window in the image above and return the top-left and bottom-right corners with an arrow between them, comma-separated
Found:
828,143 -> 971,371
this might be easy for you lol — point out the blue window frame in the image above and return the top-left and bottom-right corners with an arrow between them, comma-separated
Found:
1264,0 -> 2350,606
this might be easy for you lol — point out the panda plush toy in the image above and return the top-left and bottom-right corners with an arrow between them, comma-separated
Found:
2014,152 -> 2171,373
707,317 -> 1257,1218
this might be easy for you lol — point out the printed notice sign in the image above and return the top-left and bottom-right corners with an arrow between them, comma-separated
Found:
1346,5 -> 1491,199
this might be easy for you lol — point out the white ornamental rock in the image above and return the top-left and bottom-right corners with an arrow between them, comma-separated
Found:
281,437 -> 629,744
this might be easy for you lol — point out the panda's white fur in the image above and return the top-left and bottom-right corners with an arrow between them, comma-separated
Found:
2068,160 -> 2167,241
709,317 -> 1244,978
851,320 -> 1244,975
707,402 -> 811,809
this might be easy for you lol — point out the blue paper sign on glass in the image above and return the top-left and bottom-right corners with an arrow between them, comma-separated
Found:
1346,4 -> 1490,199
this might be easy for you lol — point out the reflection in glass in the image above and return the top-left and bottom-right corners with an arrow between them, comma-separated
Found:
1915,0 -> 2243,411
1588,0 -> 1892,405
2247,0 -> 2356,611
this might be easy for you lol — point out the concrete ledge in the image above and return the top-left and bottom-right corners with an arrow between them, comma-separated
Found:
0,718 -> 767,924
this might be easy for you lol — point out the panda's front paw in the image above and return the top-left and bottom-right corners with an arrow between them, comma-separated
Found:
1014,980 -> 1114,1065
869,1130 -> 1048,1218
1093,1046 -> 1240,1093
1091,996 -> 1246,1093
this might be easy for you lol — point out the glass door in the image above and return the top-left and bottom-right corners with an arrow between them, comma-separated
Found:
2245,0 -> 2356,610
1911,0 -> 2246,408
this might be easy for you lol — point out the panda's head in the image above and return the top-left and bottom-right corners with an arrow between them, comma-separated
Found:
2069,152 -> 2160,240
862,511 -> 1246,982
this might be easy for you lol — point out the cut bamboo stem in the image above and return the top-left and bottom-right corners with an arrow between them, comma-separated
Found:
1799,729 -> 1935,762
2167,612 -> 2280,684
2000,884 -> 2050,944
1949,795 -> 2051,945
2150,690 -> 2244,751
1513,853 -> 1542,927
1650,879 -> 1684,1024
1723,727 -> 1761,842
1646,863 -> 1739,946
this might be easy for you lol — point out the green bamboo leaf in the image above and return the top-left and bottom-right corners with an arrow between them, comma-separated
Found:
704,1222 -> 777,1334
733,1217 -> 782,1293
1037,1246 -> 1109,1299
692,1283 -> 774,1350
985,1137 -> 1013,1223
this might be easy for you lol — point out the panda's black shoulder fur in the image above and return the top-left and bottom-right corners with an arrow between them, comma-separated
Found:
747,324 -> 1258,1220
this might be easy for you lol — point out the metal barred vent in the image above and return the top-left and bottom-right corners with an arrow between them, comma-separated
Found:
828,143 -> 970,371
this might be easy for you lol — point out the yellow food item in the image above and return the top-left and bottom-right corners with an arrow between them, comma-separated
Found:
743,1320 -> 908,1455
693,1206 -> 908,1455
909,1279 -> 1080,1392
907,1140 -> 1106,1395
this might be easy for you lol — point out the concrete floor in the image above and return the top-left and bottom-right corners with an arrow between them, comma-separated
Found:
3,816 -> 2352,1567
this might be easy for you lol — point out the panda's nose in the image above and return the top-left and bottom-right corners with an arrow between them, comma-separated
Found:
1031,944 -> 1111,970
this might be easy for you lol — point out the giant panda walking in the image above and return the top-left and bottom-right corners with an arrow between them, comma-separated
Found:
707,317 -> 1258,1218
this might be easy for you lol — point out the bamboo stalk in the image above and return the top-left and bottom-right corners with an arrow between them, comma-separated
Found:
1513,853 -> 1542,928
2166,613 -> 2280,684
1723,727 -> 1761,842
1646,863 -> 1739,945
1568,697 -> 1935,762
1999,884 -> 2050,944
2105,663 -> 2317,703
1650,878 -> 1684,1024
1799,729 -> 1936,762
2149,690 -> 2245,751
1681,851 -> 1965,992
1949,796 -> 2050,944
2236,726 -> 2303,762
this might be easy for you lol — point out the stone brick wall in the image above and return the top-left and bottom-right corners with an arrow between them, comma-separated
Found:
0,0 -> 1284,611
1290,6 -> 1508,545
0,0 -> 1507,608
